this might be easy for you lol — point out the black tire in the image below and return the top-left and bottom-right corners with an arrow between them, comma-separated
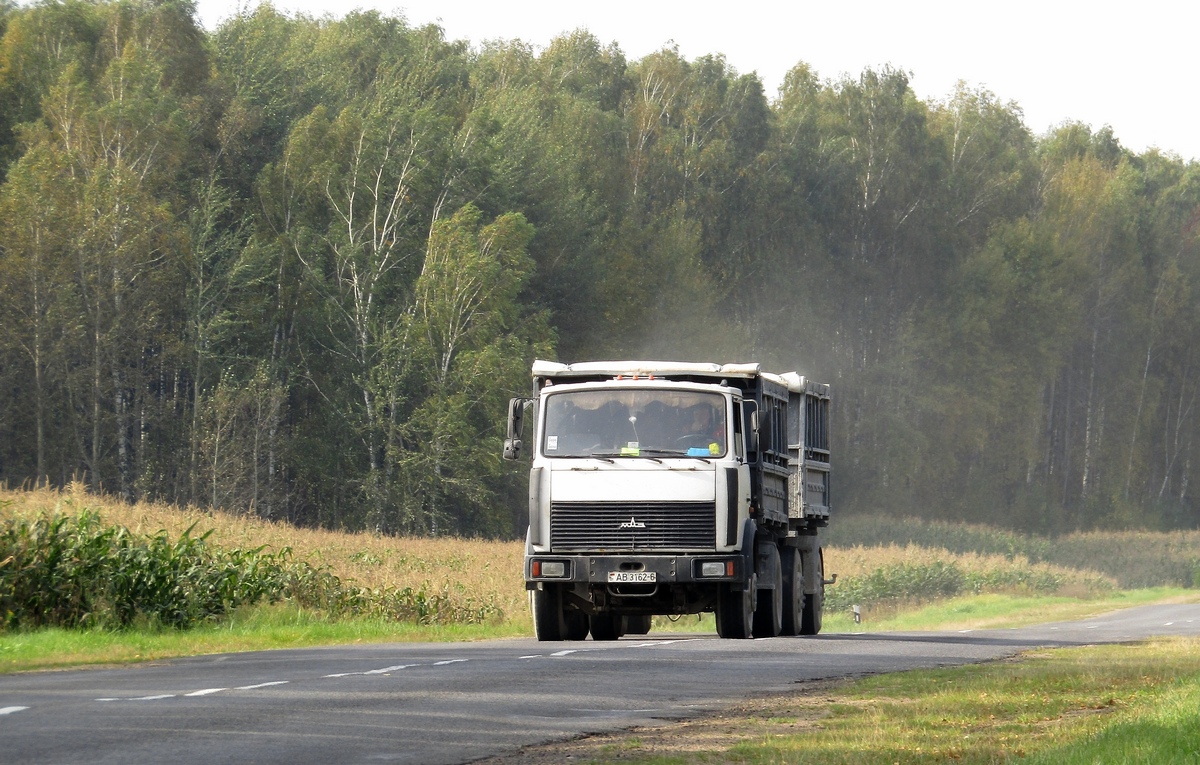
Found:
715,582 -> 754,639
531,586 -> 564,641
590,611 -> 625,641
752,545 -> 783,638
564,608 -> 590,641
800,547 -> 825,636
625,614 -> 652,635
780,545 -> 804,636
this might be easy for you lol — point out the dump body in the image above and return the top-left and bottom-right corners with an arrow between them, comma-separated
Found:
505,360 -> 830,640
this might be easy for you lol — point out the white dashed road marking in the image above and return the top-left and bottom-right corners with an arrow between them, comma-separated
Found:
324,664 -> 418,678
82,641 -> 696,706
96,681 -> 290,703
325,658 -> 471,678
1,706 -> 30,715
523,639 -> 699,659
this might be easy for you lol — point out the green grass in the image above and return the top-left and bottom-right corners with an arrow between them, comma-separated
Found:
789,638 -> 1200,765
1025,677 -> 1200,765
822,587 -> 1198,633
0,601 -> 532,673
541,637 -> 1200,764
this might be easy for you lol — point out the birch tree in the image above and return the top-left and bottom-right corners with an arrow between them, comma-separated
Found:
0,136 -> 71,486
401,204 -> 549,535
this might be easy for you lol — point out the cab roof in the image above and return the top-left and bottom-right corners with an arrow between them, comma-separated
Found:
531,360 -> 823,395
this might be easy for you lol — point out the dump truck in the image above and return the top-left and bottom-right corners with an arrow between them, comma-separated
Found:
503,360 -> 832,640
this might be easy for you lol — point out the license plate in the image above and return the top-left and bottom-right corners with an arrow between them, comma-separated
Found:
607,571 -> 656,583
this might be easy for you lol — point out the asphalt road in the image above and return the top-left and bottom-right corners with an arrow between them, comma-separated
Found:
2,603 -> 1198,765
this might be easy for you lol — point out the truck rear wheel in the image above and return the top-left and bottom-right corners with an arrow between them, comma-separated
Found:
564,609 -> 589,640
752,545 -> 783,638
625,614 -> 652,635
780,546 -> 804,636
800,547 -> 825,635
590,611 -> 625,640
716,582 -> 754,639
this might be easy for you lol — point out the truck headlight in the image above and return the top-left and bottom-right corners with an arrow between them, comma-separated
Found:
532,560 -> 567,578
699,561 -> 728,577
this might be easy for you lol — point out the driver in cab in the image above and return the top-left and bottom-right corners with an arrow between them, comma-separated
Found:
684,405 -> 724,456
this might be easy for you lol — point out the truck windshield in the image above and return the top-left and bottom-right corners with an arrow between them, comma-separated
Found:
541,388 -> 727,458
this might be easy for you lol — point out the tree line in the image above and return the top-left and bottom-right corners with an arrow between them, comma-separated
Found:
1,0 -> 1197,536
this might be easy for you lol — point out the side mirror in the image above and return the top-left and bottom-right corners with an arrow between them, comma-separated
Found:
503,397 -> 532,460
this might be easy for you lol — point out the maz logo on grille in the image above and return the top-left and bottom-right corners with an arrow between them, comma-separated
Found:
618,517 -> 647,529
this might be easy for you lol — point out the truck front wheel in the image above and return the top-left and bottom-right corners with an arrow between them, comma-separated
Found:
531,586 -> 564,641
716,582 -> 754,639
531,585 -> 588,641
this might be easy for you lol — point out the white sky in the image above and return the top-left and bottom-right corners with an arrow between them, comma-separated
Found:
195,0 -> 1199,162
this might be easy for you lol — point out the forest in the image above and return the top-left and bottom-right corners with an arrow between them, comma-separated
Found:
0,0 -> 1197,538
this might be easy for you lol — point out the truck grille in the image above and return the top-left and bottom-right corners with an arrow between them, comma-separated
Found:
550,502 -> 716,551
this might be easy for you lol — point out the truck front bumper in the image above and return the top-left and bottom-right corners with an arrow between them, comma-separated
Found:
525,553 -> 744,589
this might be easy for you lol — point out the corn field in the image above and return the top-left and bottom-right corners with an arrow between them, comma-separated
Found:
824,545 -> 1116,611
4,487 -> 1196,633
1,486 -> 511,630
0,511 -> 291,630
827,515 -> 1200,589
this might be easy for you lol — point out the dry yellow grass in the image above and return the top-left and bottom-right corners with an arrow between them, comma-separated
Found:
1,484 -> 529,622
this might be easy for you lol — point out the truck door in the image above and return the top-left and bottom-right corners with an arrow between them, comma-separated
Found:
728,399 -> 752,549
740,399 -> 761,519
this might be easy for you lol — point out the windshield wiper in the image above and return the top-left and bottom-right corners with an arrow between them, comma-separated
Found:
587,451 -> 661,463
